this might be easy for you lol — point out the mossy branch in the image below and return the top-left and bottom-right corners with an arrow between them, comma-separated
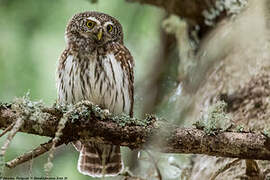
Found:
1,98 -> 270,169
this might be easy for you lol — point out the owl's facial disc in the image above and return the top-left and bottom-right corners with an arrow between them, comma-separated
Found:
75,16 -> 118,46
94,22 -> 115,45
89,23 -> 115,46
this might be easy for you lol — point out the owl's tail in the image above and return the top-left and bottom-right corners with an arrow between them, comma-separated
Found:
77,141 -> 123,177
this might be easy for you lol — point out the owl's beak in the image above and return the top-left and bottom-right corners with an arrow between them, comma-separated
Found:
97,29 -> 103,41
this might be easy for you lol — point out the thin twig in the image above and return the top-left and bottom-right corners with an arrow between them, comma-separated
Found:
145,150 -> 162,180
0,117 -> 24,176
210,159 -> 241,180
28,151 -> 34,177
0,118 -> 24,156
5,140 -> 65,169
0,122 -> 15,138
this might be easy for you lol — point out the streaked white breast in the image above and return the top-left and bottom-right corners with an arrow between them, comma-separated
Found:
57,53 -> 131,115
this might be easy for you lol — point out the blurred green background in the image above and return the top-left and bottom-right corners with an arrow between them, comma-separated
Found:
0,0 -> 166,179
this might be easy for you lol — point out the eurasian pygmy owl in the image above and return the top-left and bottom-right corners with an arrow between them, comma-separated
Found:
56,11 -> 134,177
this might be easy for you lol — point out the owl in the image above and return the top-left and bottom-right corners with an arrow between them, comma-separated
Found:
56,11 -> 134,177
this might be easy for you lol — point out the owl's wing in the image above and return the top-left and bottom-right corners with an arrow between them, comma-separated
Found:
57,48 -> 71,103
110,43 -> 134,117
58,48 -> 70,73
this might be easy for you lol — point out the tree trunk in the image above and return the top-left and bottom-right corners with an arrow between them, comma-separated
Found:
178,1 -> 270,179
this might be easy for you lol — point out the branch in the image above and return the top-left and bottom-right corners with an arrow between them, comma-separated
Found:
6,140 -> 55,168
126,0 -> 247,36
1,99 -> 270,169
0,117 -> 24,158
210,159 -> 241,180
0,122 -> 15,138
126,0 -> 216,35
127,0 -> 209,23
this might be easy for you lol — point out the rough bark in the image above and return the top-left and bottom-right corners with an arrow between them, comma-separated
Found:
181,0 -> 270,179
1,100 -> 270,162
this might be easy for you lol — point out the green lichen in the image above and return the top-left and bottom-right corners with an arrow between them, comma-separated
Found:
236,125 -> 244,132
195,101 -> 231,135
66,100 -> 156,127
55,102 -> 92,124
12,93 -> 48,123
0,102 -> 12,109
91,104 -> 107,120
49,100 -> 154,127
111,114 -> 155,127
111,114 -> 140,127
9,93 -> 52,136
111,114 -> 132,126
262,129 -> 270,138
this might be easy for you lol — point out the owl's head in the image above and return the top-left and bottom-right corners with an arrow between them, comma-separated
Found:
65,11 -> 124,47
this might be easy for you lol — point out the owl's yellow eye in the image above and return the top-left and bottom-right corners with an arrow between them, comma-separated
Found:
86,20 -> 96,29
106,24 -> 113,32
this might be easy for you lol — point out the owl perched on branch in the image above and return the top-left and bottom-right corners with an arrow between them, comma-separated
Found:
56,11 -> 134,177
